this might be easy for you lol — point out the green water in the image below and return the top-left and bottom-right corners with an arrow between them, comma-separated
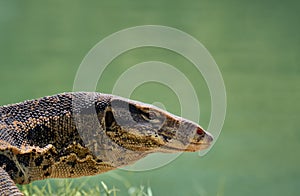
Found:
0,0 -> 299,195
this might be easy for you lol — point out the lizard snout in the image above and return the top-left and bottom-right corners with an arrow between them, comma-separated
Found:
197,127 -> 213,143
185,127 -> 214,152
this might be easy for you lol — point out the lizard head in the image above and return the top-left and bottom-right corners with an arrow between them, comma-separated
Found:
103,97 -> 213,153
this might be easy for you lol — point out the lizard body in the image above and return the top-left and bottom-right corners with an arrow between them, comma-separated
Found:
0,92 -> 213,195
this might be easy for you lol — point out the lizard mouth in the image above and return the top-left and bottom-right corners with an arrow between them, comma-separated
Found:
185,142 -> 211,152
159,133 -> 213,153
161,142 -> 211,152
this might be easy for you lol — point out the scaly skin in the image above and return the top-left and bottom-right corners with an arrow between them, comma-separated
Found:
0,92 -> 213,195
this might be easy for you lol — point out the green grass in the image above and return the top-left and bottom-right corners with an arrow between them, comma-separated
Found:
18,179 -> 152,196
1,0 -> 300,195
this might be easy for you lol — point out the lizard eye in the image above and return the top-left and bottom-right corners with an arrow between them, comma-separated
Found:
142,111 -> 159,123
149,111 -> 157,119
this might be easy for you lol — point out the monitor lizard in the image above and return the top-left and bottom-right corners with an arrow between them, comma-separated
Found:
0,92 -> 213,195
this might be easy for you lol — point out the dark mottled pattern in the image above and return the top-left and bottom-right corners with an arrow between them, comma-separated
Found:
0,92 -> 114,195
0,155 -> 19,178
0,92 -> 111,148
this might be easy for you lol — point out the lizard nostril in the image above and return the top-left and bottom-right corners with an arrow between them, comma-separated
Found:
196,127 -> 204,135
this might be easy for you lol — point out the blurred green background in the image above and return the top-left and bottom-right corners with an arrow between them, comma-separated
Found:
0,0 -> 299,195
